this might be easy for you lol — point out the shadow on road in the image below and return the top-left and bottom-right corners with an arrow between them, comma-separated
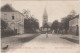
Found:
60,37 -> 79,44
1,33 -> 40,53
18,33 -> 40,43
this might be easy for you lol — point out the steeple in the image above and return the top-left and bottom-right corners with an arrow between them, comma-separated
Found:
43,8 -> 48,17
43,8 -> 48,26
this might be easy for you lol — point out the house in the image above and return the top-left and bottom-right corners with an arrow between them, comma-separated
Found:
69,15 -> 79,35
1,4 -> 24,34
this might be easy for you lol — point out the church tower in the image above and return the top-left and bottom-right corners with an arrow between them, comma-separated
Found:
43,8 -> 48,26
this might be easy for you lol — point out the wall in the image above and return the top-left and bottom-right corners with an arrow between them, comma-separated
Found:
69,17 -> 79,35
1,12 -> 24,34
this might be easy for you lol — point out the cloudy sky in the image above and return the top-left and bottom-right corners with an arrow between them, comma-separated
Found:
1,0 -> 79,27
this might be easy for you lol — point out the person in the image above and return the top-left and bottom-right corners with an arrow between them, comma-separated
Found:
46,32 -> 48,38
52,30 -> 54,35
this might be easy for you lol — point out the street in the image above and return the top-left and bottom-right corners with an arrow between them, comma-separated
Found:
1,2 -> 79,53
1,34 -> 79,53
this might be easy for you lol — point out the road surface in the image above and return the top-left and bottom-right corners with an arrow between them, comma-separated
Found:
2,34 -> 79,53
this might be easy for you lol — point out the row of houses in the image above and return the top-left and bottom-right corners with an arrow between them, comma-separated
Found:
1,4 -> 24,34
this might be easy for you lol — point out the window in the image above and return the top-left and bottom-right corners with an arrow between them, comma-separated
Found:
12,16 -> 14,20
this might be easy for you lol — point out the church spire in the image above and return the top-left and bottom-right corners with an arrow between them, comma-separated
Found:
43,8 -> 48,17
43,8 -> 48,26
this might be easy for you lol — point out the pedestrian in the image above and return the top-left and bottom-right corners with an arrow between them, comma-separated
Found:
52,30 -> 54,35
46,32 -> 48,38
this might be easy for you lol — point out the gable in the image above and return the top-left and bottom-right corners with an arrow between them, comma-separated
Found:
1,4 -> 16,12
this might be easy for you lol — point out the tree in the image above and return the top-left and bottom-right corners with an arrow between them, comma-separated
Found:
24,16 -> 39,33
61,18 -> 68,33
60,10 -> 76,33
23,9 -> 31,18
70,10 -> 76,17
51,20 -> 59,33
30,16 -> 39,31
1,19 -> 7,30
23,9 -> 39,33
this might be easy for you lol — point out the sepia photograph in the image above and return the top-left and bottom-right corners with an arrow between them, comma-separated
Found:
0,0 -> 79,53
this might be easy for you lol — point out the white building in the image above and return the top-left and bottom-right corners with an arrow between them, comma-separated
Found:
1,4 -> 24,34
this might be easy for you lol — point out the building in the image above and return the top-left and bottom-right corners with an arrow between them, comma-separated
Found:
69,15 -> 79,35
40,8 -> 51,33
1,4 -> 24,34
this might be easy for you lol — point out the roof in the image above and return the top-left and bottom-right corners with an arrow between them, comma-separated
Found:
1,4 -> 24,16
70,15 -> 79,20
47,22 -> 52,27
41,22 -> 51,28
75,15 -> 79,18
1,4 -> 16,12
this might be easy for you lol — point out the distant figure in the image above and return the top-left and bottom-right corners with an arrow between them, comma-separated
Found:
52,30 -> 54,35
46,32 -> 48,38
2,45 -> 9,50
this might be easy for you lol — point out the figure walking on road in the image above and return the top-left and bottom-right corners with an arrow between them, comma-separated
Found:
46,32 -> 48,38
52,30 -> 54,35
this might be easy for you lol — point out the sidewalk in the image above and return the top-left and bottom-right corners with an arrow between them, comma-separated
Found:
63,34 -> 79,40
61,34 -> 79,44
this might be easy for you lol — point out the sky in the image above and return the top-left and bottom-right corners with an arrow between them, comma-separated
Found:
1,0 -> 79,27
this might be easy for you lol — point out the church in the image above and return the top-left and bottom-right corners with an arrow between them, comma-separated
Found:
40,8 -> 51,33
1,4 -> 24,34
